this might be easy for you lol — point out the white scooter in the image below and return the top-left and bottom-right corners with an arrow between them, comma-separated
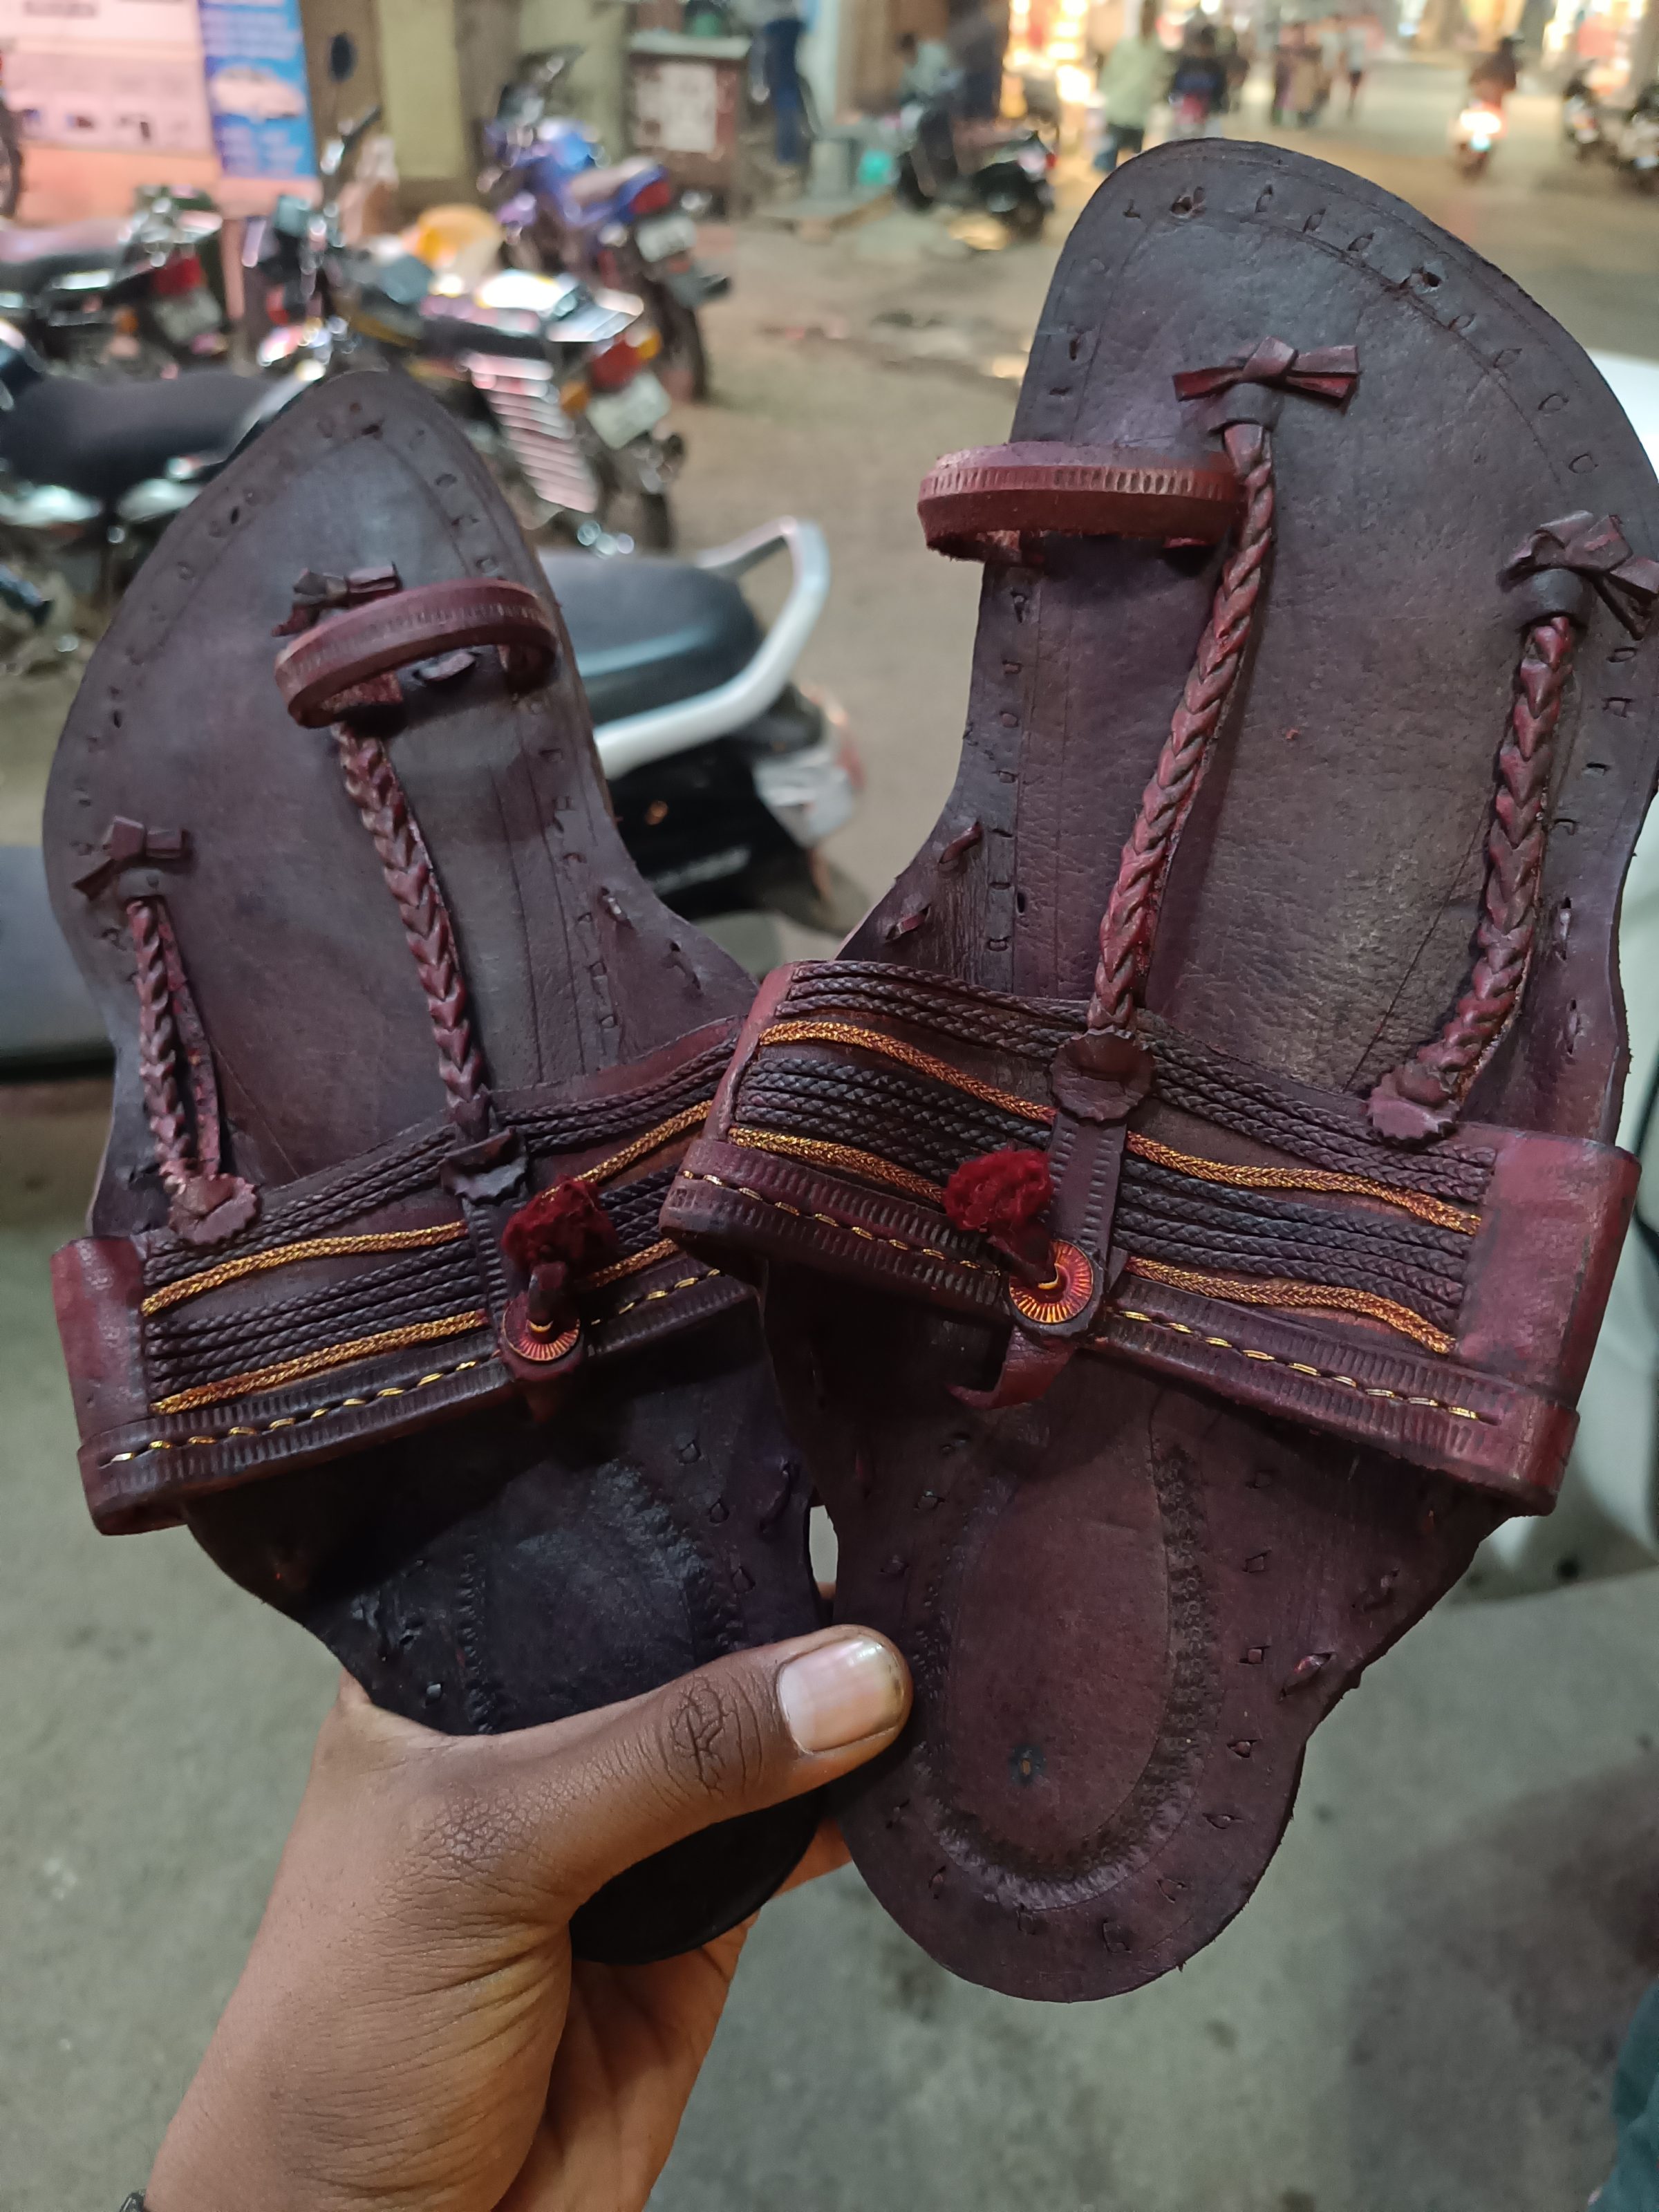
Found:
1451,94 -> 1506,176
0,514 -> 861,1076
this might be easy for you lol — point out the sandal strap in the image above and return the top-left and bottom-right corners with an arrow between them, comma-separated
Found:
918,443 -> 1243,561
57,1027 -> 744,1533
662,963 -> 1635,1508
274,578 -> 559,727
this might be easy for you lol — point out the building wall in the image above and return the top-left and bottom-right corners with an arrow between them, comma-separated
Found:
518,0 -> 630,154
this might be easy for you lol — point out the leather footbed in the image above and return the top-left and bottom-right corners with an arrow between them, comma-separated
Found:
43,373 -> 822,1962
709,144 -> 1659,1998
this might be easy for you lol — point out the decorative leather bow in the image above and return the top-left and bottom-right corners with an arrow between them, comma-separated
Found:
1503,512 -> 1659,637
72,817 -> 189,900
273,563 -> 402,637
1173,337 -> 1360,406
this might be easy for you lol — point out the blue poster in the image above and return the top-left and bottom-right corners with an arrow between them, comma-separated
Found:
197,0 -> 315,177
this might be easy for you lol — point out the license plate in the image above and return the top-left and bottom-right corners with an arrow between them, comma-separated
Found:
152,288 -> 223,344
585,370 -> 671,449
635,213 -> 696,263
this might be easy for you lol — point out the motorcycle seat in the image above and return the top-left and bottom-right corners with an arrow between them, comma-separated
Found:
0,369 -> 278,505
543,550 -> 760,724
0,218 -> 129,292
561,158 -> 663,212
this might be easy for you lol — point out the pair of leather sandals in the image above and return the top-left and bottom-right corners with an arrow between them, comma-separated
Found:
48,147 -> 1659,1999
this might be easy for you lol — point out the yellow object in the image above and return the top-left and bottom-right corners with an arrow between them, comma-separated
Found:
404,203 -> 506,290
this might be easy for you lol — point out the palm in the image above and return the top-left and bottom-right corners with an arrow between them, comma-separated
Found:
501,1821 -> 847,2211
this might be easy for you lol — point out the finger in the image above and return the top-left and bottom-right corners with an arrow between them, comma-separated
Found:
496,1625 -> 910,1910
777,1816 -> 851,1894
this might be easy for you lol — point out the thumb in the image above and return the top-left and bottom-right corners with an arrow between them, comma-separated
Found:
491,1624 -> 910,1911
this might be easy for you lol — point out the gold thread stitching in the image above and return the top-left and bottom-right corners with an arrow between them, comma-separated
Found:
1122,1257 -> 1454,1356
142,1103 -> 713,1319
682,1170 -> 995,1276
753,1021 -> 1476,1232
574,1102 -> 711,1187
140,1222 -> 467,1317
727,1125 -> 945,1206
581,1237 -> 677,1291
756,1020 -> 1051,1122
107,1355 -> 491,1464
149,1311 -> 490,1416
1124,1132 -> 1479,1235
1112,1308 -> 1488,1423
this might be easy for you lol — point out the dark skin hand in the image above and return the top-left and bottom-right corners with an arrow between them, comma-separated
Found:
147,1624 -> 911,2212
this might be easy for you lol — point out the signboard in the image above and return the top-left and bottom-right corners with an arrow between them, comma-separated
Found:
197,0 -> 315,178
0,0 -> 212,151
0,0 -> 314,169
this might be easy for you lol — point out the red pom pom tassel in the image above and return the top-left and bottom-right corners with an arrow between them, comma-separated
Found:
943,1147 -> 1054,1279
501,1179 -> 619,1279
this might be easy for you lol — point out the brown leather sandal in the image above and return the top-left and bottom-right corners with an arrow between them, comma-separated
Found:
662,143 -> 1659,1998
46,372 -> 821,1962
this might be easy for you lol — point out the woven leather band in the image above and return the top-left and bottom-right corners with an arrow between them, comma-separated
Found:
918,442 -> 1244,561
660,966 -> 1635,1510
57,1025 -> 744,1534
274,578 -> 559,727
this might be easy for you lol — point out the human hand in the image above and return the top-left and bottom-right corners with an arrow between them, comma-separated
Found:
147,1625 -> 910,2212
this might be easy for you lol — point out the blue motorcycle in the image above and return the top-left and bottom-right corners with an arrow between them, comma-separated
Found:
481,46 -> 728,402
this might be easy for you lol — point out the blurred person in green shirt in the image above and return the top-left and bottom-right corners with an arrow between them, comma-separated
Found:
1096,0 -> 1169,170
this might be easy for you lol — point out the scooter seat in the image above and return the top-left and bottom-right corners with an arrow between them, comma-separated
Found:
543,550 -> 760,723
561,157 -> 663,211
0,369 -> 276,505
0,217 -> 129,292
0,845 -> 106,1076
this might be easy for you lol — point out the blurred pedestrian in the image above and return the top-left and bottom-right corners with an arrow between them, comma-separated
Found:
753,0 -> 808,167
1168,21 -> 1229,137
1470,32 -> 1519,104
950,0 -> 1005,121
1286,26 -> 1323,122
1341,16 -> 1369,111
1271,20 -> 1300,122
897,27 -> 955,101
1095,0 -> 1169,170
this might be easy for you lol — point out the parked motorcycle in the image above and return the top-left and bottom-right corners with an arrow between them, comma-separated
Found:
0,321 -> 304,658
0,516 -> 863,1082
1562,75 -> 1606,159
894,100 -> 1053,237
1451,93 -> 1506,176
247,113 -> 681,550
478,46 -> 728,402
1611,86 -> 1659,189
0,186 -> 227,371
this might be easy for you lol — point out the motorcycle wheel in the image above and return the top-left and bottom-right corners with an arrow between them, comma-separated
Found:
0,100 -> 21,220
599,482 -> 675,552
1002,192 -> 1048,240
655,288 -> 710,404
895,155 -> 931,210
1457,147 -> 1490,177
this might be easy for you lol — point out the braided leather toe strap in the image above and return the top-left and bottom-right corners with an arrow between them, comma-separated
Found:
1090,419 -> 1274,1034
1371,511 -> 1659,1143
335,728 -> 494,1144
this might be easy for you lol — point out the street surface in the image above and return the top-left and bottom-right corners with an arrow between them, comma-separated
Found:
6,58 -> 1659,2211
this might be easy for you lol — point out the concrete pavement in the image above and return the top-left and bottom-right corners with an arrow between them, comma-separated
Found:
6,55 -> 1659,2211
